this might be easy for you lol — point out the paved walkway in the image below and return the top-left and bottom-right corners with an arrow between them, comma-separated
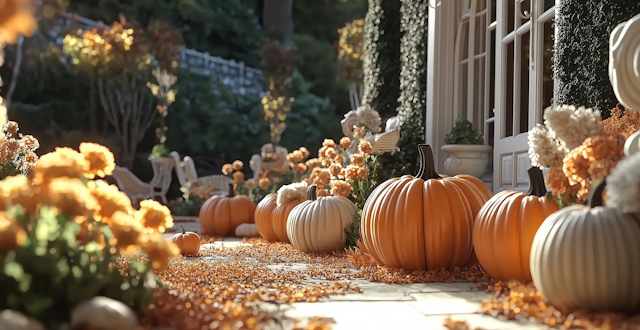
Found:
164,218 -> 547,330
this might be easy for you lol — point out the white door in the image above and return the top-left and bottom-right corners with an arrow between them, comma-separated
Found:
493,0 -> 556,192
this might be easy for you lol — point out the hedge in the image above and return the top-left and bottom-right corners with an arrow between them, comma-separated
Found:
554,0 -> 640,116
362,0 -> 401,119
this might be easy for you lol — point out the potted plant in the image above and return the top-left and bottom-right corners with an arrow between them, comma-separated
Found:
441,117 -> 492,179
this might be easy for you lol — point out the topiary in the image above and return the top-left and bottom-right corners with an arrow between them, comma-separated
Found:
554,0 -> 640,117
444,117 -> 484,145
362,0 -> 401,118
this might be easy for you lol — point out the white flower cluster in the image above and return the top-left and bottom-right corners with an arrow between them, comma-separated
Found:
543,105 -> 603,151
276,181 -> 308,206
528,124 -> 566,169
606,151 -> 640,213
356,105 -> 382,134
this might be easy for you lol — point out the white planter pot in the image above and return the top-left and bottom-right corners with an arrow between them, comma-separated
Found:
441,144 -> 492,179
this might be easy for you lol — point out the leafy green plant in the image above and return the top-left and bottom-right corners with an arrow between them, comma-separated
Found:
444,117 -> 484,145
0,206 -> 157,327
167,187 -> 204,217
149,143 -> 170,159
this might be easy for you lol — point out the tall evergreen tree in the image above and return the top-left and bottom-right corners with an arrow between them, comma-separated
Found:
362,0 -> 401,118
555,0 -> 640,116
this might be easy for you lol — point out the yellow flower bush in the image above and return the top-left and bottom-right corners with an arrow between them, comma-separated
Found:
338,19 -> 364,82
0,139 -> 180,322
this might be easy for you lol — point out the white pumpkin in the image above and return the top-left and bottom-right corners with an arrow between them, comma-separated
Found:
235,223 -> 260,237
286,184 -> 356,253
530,180 -> 640,312
70,296 -> 138,330
0,310 -> 44,330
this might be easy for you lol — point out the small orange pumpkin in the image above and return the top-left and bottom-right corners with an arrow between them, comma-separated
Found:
473,167 -> 559,281
199,183 -> 256,236
360,145 -> 492,271
170,224 -> 201,255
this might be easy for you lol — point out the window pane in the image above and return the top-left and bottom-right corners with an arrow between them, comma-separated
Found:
475,13 -> 487,54
488,121 -> 495,148
507,0 -> 515,34
544,0 -> 555,12
461,22 -> 469,60
505,41 -> 514,137
491,0 -> 497,23
489,30 -> 496,118
461,63 -> 469,120
542,20 -> 555,120
475,58 -> 486,130
519,0 -> 531,26
519,32 -> 530,134
477,0 -> 486,12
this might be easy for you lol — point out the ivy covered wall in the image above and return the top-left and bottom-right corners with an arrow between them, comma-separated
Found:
554,0 -> 640,116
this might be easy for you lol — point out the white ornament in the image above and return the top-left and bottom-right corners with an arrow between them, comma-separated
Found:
609,13 -> 640,112
340,110 -> 360,138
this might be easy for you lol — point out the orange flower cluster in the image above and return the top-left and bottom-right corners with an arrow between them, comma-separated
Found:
0,142 -> 180,271
0,121 -> 39,176
546,131 -> 625,202
603,104 -> 640,139
302,138 -> 373,197
287,147 -> 310,174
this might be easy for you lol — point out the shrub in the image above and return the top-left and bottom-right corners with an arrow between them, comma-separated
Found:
554,0 -> 640,116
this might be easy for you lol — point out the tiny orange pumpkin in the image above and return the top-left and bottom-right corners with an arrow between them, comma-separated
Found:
170,224 -> 201,255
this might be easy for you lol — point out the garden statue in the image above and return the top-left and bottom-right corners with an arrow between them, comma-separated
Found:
609,12 -> 640,113
250,154 -> 262,180
340,105 -> 400,156
260,144 -> 289,173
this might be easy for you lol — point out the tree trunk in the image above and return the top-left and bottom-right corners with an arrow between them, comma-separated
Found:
263,0 -> 294,39
5,36 -> 25,111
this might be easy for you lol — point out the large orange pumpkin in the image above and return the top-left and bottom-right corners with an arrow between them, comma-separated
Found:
254,194 -> 279,241
360,144 -> 492,271
473,167 -> 559,281
199,183 -> 256,236
253,192 -> 304,243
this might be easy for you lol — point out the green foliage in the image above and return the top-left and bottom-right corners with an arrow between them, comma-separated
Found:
345,154 -> 397,247
444,117 -> 484,145
0,206 -> 156,326
362,0 -> 402,118
149,144 -> 170,159
168,187 -> 204,217
69,0 -> 265,66
554,0 -> 640,116
291,34 -> 343,100
393,0 -> 428,176
166,69 -> 339,165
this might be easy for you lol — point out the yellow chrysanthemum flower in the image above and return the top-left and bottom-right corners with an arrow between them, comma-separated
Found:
139,233 -> 180,271
109,211 -> 142,254
79,142 -> 116,179
0,0 -> 37,44
135,200 -> 173,233
32,147 -> 89,186
88,180 -> 133,225
0,174 -> 40,214
0,211 -> 26,250
44,177 -> 98,219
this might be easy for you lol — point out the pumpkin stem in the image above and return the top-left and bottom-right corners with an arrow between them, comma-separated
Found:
588,180 -> 607,208
417,144 -> 441,180
307,184 -> 318,201
227,183 -> 235,197
180,224 -> 186,234
526,167 -> 547,197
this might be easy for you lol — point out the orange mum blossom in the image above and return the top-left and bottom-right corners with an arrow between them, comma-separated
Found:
138,232 -> 180,271
232,171 -> 244,184
44,177 -> 99,221
325,147 -> 337,159
358,140 -> 373,155
318,146 -> 328,159
0,0 -> 38,44
320,157 -> 332,167
31,147 -> 89,186
109,211 -> 143,254
258,177 -> 271,190
295,163 -> 307,174
350,153 -> 364,166
340,137 -> 351,149
322,139 -> 336,148
328,163 -> 342,177
135,199 -> 173,233
221,163 -> 233,175
603,103 -> 640,138
0,174 -> 40,214
306,158 -> 320,169
79,142 -> 116,179
0,211 -> 26,250
334,153 -> 345,164
330,179 -> 352,197
245,178 -> 256,189
87,180 -> 134,225
299,146 -> 310,158
232,160 -> 244,171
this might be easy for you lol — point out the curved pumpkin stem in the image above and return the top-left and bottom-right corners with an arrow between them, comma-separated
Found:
417,144 -> 441,180
588,180 -> 607,208
526,167 -> 547,197
307,184 -> 318,201
180,224 -> 186,234
227,183 -> 235,197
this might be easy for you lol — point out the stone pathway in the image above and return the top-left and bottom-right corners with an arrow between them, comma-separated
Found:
161,233 -> 545,330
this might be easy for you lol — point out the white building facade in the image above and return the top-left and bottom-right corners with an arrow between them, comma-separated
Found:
426,0 -> 556,193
